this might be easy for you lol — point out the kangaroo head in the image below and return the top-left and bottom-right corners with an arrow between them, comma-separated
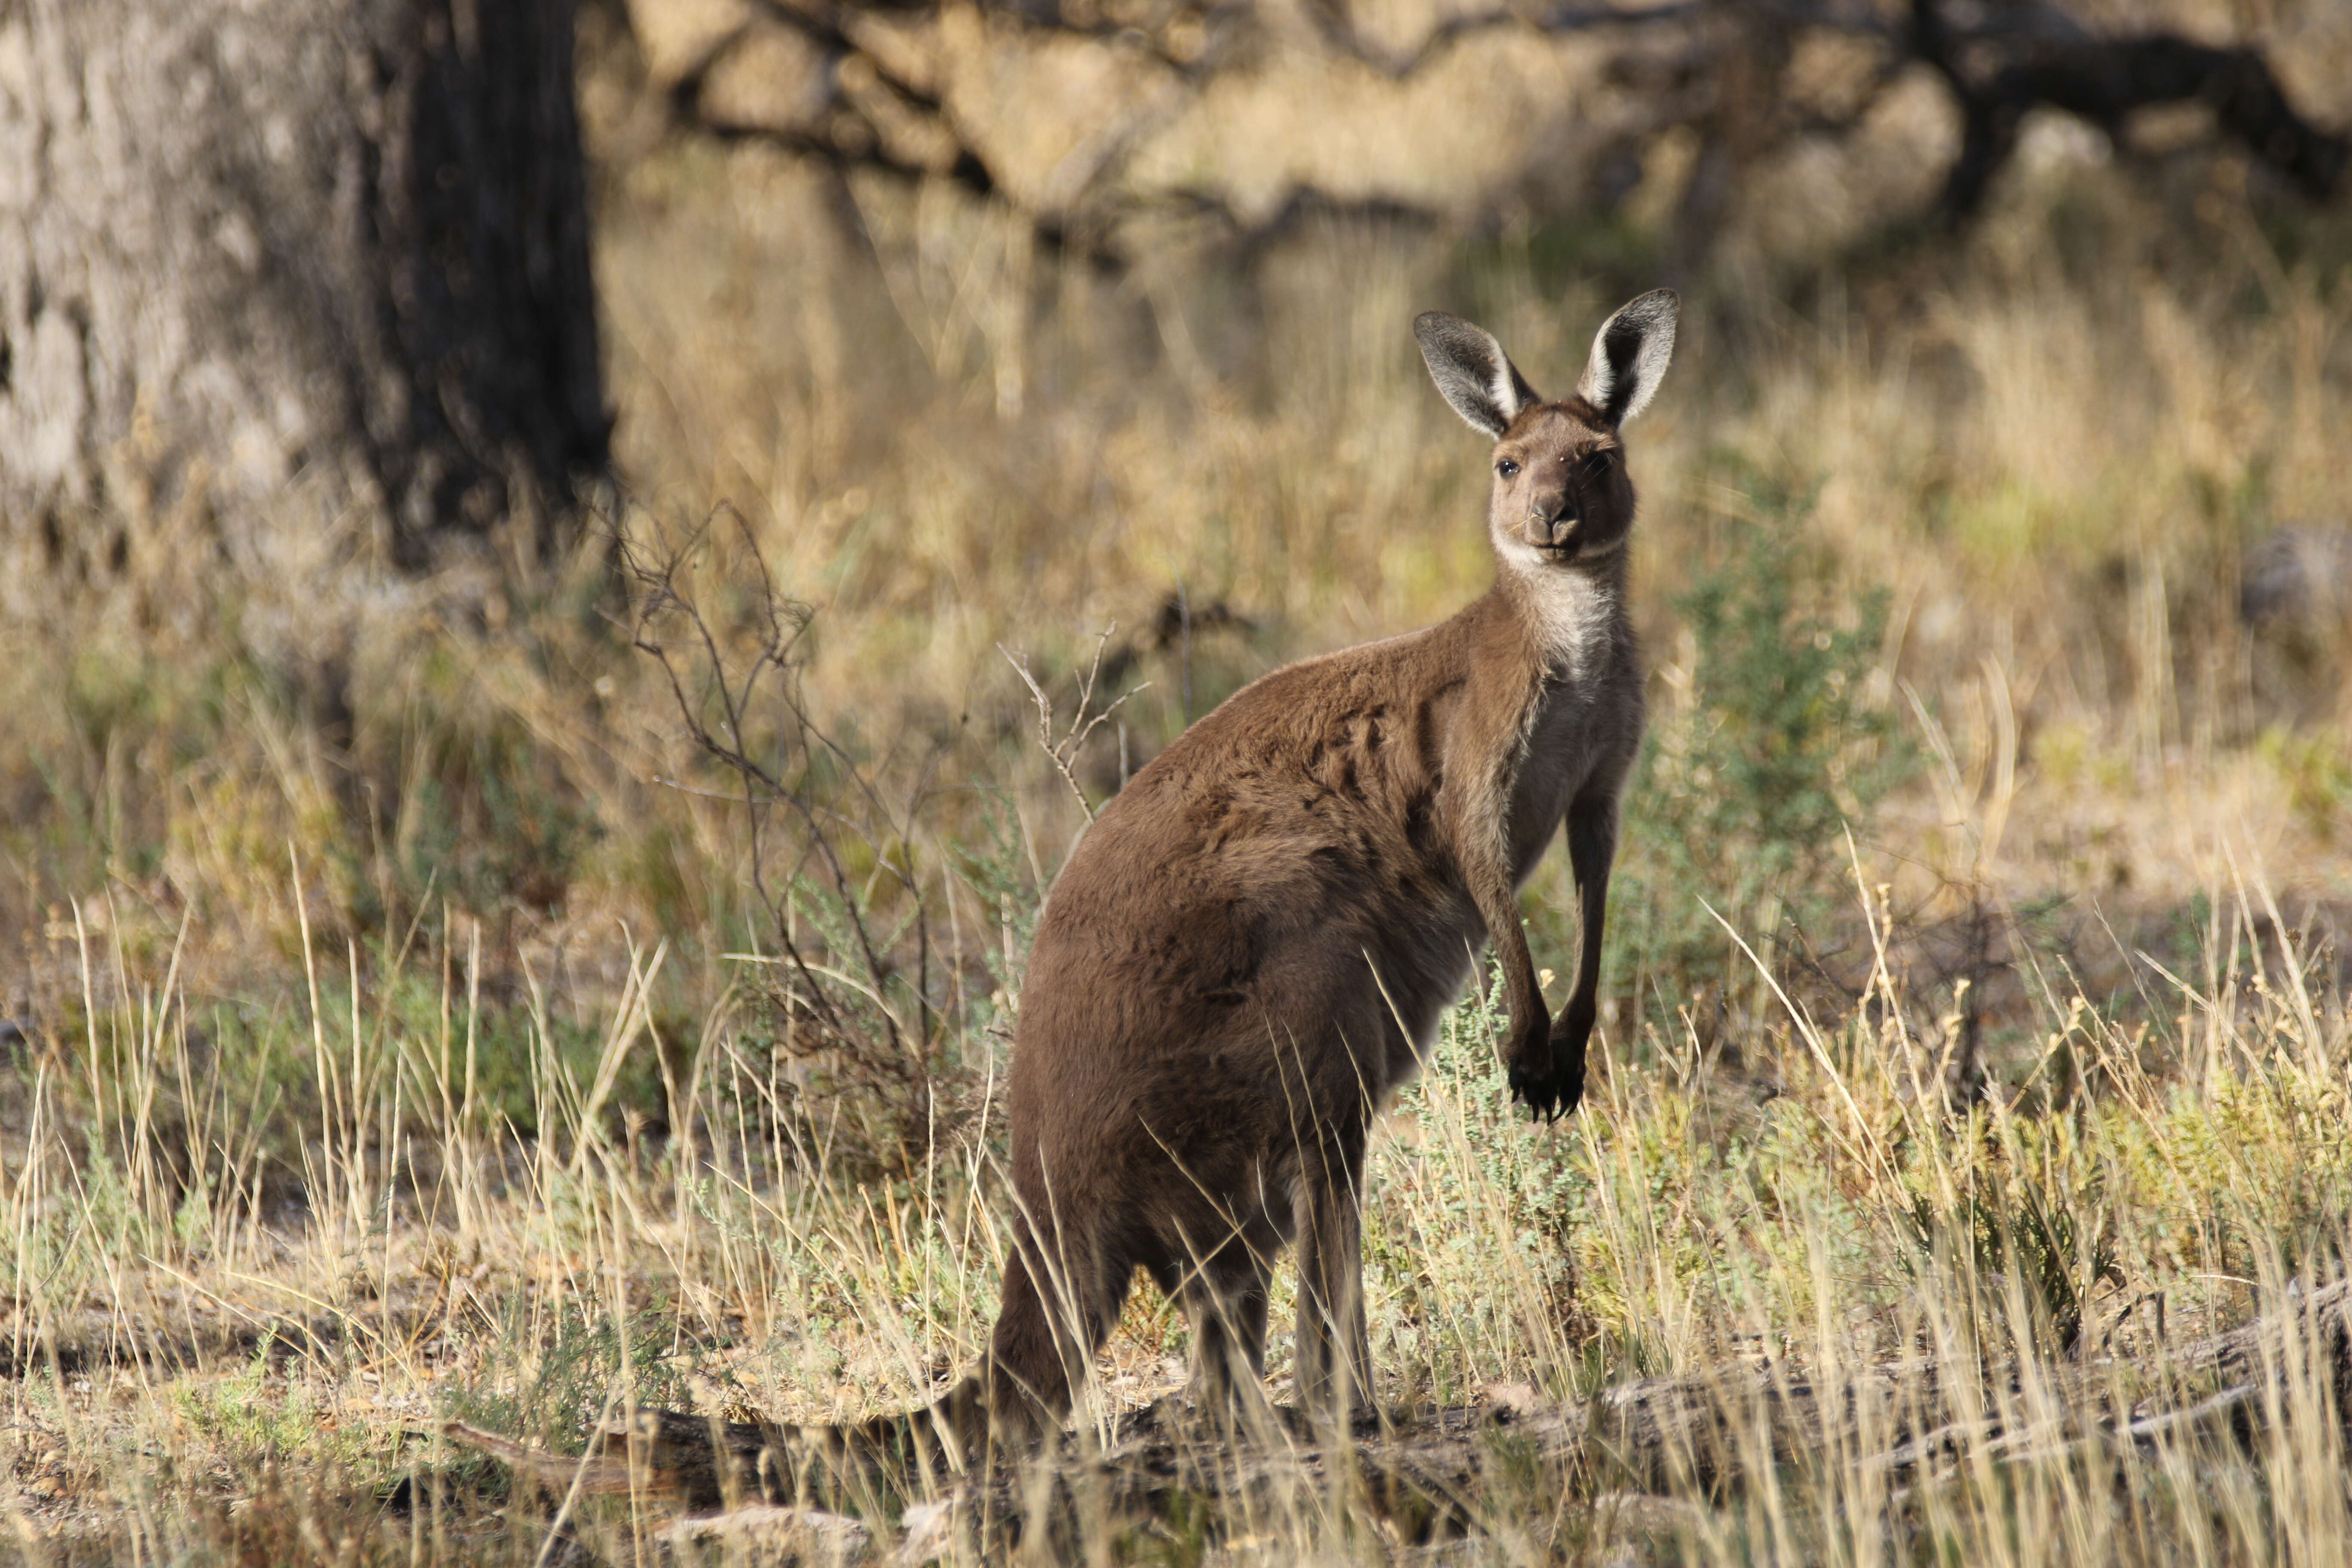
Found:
1414,290 -> 1678,574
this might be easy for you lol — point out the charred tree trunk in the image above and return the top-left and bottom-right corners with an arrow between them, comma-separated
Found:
0,0 -> 606,612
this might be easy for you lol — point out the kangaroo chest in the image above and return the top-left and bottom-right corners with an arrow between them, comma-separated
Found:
1504,655 -> 1628,885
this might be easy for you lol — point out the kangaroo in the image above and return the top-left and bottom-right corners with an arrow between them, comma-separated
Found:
824,291 -> 1677,1478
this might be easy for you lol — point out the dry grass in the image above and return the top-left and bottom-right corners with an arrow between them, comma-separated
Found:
1,835 -> 2347,1563
3,10 -> 2352,1561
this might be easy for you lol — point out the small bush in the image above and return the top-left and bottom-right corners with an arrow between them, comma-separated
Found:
442,1296 -> 698,1452
1610,470 -> 1916,1028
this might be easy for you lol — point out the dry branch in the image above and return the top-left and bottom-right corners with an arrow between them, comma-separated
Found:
616,513 -> 965,1166
1298,0 -> 1715,82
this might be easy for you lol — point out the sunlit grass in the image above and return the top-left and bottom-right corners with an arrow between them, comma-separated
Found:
1,833 -> 2346,1562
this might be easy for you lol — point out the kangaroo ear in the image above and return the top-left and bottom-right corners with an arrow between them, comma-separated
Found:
1415,312 -> 1541,439
1575,289 -> 1678,426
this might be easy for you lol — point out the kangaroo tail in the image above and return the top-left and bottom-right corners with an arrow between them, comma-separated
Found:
781,1239 -> 1108,1492
448,1223 -> 1113,1504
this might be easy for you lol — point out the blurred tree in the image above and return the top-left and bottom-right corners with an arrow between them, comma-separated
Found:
0,0 -> 607,597
1909,0 -> 2346,223
612,0 -> 2343,270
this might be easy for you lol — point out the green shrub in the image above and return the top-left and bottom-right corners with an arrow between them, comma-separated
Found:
442,1295 -> 698,1452
1610,471 -> 1916,1029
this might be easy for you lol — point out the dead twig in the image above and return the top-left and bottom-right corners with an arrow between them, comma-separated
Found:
616,507 -> 968,1163
1000,625 -> 1148,825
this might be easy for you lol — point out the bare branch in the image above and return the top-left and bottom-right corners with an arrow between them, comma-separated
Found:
1000,627 -> 1149,824
1299,0 -> 1713,80
613,506 -> 977,1160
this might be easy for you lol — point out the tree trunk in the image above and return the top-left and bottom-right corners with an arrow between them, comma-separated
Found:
0,0 -> 606,614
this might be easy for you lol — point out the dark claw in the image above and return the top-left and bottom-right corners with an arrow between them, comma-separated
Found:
1507,1009 -> 1590,1123
1506,1059 -> 1580,1123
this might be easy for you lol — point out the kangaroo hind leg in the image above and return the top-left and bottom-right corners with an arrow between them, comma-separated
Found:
1175,1237 -> 1274,1433
1293,1124 -> 1373,1433
977,1211 -> 1133,1448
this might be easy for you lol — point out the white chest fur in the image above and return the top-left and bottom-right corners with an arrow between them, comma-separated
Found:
1525,564 -> 1621,686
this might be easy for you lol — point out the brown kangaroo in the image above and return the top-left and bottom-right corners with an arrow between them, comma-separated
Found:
847,290 -> 1676,1471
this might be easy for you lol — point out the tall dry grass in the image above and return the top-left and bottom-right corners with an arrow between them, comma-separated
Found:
589,127 -> 2352,906
2,837 -> 2346,1562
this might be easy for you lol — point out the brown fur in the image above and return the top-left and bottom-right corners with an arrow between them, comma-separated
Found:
827,292 -> 1678,1472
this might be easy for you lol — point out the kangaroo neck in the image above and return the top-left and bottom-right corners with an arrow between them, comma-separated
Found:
1492,553 -> 1627,686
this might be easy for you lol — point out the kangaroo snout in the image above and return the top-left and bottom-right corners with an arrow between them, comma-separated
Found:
1525,503 -> 1578,548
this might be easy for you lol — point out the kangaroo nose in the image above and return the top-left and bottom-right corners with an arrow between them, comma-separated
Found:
1528,502 -> 1575,545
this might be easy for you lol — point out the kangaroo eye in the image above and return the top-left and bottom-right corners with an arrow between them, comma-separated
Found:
1495,459 -> 1521,478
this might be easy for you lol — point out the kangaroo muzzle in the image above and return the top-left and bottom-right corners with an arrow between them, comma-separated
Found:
1526,504 -> 1578,548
